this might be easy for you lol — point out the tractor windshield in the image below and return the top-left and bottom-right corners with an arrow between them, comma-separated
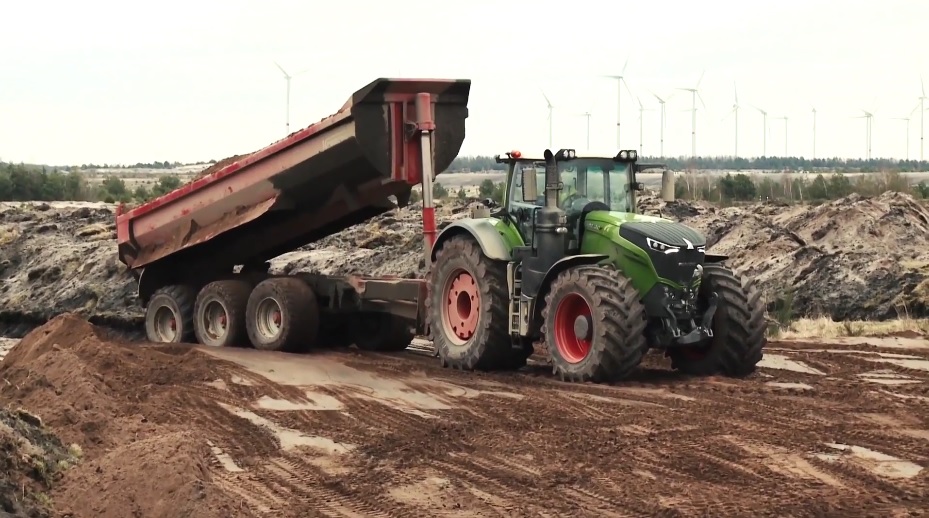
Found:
511,159 -> 634,214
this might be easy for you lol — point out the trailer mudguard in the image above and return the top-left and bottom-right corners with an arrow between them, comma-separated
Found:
431,219 -> 519,262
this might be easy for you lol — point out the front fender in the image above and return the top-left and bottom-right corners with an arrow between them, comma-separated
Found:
431,218 -> 519,262
529,254 -> 609,333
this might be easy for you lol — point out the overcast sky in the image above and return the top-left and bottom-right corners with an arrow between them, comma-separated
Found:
2,0 -> 928,166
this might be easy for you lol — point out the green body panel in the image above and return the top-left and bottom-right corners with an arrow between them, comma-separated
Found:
432,217 -> 524,261
580,210 -> 691,294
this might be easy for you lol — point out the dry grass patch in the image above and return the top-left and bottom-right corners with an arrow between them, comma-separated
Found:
774,316 -> 929,340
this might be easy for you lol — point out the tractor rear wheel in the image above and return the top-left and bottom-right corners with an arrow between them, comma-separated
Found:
193,279 -> 252,347
245,277 -> 319,353
668,265 -> 766,376
145,284 -> 196,344
543,266 -> 648,382
426,235 -> 524,371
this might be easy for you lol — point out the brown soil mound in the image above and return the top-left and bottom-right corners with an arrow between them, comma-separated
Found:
0,314 -> 264,518
195,154 -> 248,180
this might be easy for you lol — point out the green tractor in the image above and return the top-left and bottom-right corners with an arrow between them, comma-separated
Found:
425,148 -> 766,382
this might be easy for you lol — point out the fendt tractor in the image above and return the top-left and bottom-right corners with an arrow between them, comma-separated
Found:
116,77 -> 765,384
427,149 -> 766,381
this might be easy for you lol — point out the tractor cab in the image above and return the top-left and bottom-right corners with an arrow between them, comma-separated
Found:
495,149 -> 644,251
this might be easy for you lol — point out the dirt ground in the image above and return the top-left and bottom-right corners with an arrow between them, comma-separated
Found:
0,314 -> 926,517
2,191 -> 929,339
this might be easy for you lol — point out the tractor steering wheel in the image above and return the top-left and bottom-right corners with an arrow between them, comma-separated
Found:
561,193 -> 590,213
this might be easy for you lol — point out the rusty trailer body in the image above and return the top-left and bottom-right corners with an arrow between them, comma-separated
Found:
116,78 -> 470,351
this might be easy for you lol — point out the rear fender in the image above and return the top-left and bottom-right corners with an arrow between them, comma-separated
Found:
431,219 -> 514,261
529,254 -> 609,334
705,253 -> 728,263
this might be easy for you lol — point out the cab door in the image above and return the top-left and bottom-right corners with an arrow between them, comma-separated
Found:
508,163 -> 544,246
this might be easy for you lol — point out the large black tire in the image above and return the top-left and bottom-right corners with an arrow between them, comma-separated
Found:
352,312 -> 415,352
245,277 -> 319,352
426,235 -> 525,371
542,266 -> 648,383
145,284 -> 196,343
193,279 -> 252,347
667,265 -> 766,376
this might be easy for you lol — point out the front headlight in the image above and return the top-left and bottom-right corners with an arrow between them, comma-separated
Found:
646,237 -> 681,254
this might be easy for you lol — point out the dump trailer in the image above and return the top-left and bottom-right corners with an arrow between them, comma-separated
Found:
118,77 -> 766,384
116,78 -> 467,352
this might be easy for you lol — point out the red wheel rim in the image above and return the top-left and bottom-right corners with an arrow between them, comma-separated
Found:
553,293 -> 593,364
442,269 -> 480,344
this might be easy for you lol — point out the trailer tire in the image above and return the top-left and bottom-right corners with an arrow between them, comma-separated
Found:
543,266 -> 648,382
245,277 -> 319,353
426,235 -> 524,371
145,284 -> 196,344
193,280 -> 252,347
667,265 -> 766,377
352,313 -> 414,352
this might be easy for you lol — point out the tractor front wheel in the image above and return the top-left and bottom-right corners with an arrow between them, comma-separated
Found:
667,265 -> 766,376
426,235 -> 523,371
543,266 -> 648,382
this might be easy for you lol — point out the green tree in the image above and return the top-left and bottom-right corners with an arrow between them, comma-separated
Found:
433,182 -> 448,198
457,188 -> 467,200
479,178 -> 495,198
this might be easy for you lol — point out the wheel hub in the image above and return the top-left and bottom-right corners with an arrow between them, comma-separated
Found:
154,306 -> 178,342
443,270 -> 480,343
573,314 -> 591,341
202,300 -> 229,341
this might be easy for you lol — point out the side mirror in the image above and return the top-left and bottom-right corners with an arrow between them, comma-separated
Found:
521,168 -> 539,202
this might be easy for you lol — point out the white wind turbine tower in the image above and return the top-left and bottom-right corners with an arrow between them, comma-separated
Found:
676,70 -> 706,159
855,109 -> 875,160
541,90 -> 554,148
724,82 -> 740,158
893,115 -> 919,160
753,105 -> 768,157
811,107 -> 817,160
274,61 -> 309,135
919,77 -> 928,161
576,110 -> 592,150
776,116 -> 789,156
603,58 -> 635,148
651,91 -> 671,158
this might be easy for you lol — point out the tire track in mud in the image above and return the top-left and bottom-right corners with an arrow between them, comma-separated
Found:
183,338 -> 929,517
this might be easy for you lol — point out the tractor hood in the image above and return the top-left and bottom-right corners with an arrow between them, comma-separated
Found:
585,211 -> 707,286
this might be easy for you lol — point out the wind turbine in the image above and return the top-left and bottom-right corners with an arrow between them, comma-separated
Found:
776,116 -> 789,156
893,103 -> 920,161
724,81 -> 740,158
273,61 -> 309,135
919,77 -> 928,161
753,105 -> 768,157
812,107 -> 817,160
855,109 -> 875,160
576,110 -> 592,150
541,90 -> 554,148
603,58 -> 635,148
652,91 -> 671,158
676,70 -> 706,159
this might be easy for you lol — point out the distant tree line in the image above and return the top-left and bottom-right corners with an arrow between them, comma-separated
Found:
0,162 -> 183,204
447,155 -> 929,173
676,171 -> 929,204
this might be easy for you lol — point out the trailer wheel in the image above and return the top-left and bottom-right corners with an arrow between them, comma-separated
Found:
193,280 -> 252,347
667,265 -> 766,377
245,277 -> 319,353
352,312 -> 414,352
426,235 -> 523,371
542,266 -> 648,383
145,285 -> 196,344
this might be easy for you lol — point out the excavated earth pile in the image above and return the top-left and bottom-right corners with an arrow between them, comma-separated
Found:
2,192 -> 929,337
